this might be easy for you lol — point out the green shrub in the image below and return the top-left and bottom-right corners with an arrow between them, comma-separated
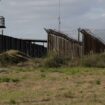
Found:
81,53 -> 105,68
0,77 -> 10,82
9,99 -> 16,104
11,78 -> 20,83
96,80 -> 101,85
44,53 -> 66,67
41,74 -> 46,78
0,77 -> 20,83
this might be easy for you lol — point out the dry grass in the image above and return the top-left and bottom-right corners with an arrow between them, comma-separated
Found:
81,53 -> 105,68
0,67 -> 105,105
0,50 -> 30,66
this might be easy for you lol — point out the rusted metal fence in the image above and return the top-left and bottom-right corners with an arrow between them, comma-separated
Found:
45,28 -> 105,58
80,29 -> 105,55
45,29 -> 83,58
0,34 -> 47,57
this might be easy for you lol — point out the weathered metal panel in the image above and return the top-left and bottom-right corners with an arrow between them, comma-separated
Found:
81,29 -> 105,55
0,34 -> 47,57
46,29 -> 82,58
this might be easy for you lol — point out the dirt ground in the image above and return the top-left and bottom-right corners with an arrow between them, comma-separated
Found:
0,67 -> 105,105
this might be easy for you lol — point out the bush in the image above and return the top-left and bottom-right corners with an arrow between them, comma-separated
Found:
44,53 -> 66,68
96,80 -> 101,85
67,58 -> 80,67
0,77 -> 10,82
81,53 -> 105,68
0,77 -> 20,83
11,78 -> 20,83
9,99 -> 16,104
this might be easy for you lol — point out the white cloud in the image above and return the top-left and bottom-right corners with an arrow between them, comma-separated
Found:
0,0 -> 105,39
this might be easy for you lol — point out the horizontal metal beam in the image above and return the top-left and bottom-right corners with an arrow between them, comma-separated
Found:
0,26 -> 6,28
23,39 -> 47,43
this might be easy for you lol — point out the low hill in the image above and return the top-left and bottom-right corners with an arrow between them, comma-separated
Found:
0,50 -> 30,66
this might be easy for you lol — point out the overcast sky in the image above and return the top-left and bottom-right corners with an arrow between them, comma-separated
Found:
0,0 -> 105,39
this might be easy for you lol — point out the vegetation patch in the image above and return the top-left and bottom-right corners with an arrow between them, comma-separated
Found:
0,67 -> 105,105
63,91 -> 75,99
0,50 -> 30,66
9,99 -> 16,104
95,80 -> 101,85
81,53 -> 105,68
0,77 -> 20,83
44,53 -> 66,68
42,52 -> 105,68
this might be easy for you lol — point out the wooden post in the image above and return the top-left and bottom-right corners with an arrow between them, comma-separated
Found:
78,28 -> 80,57
82,32 -> 85,56
2,29 -> 4,52
2,29 -> 3,35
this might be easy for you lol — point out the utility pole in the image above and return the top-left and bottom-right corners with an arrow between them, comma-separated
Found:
78,28 -> 81,42
58,0 -> 61,32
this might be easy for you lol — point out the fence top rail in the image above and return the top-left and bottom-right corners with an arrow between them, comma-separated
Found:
22,39 -> 47,43
0,34 -> 47,43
